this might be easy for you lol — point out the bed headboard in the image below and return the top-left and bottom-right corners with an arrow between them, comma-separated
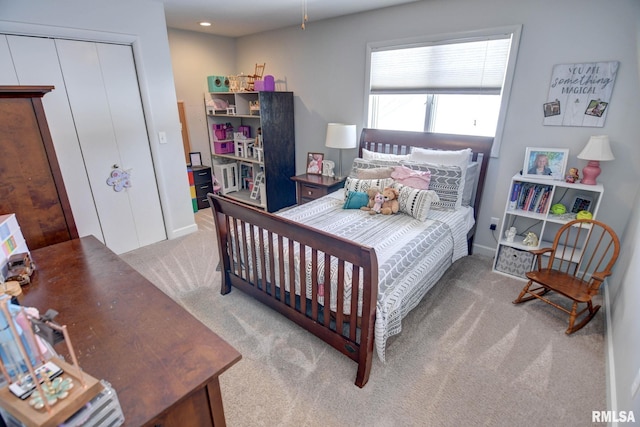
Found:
358,128 -> 493,248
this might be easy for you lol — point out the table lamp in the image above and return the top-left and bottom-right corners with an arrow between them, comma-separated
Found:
577,135 -> 614,185
325,123 -> 356,179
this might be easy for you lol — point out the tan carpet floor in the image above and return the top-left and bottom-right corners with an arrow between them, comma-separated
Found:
121,208 -> 606,427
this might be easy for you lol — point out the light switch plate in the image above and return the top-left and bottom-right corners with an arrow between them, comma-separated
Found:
158,131 -> 168,144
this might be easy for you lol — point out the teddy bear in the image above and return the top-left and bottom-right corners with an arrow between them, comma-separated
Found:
361,188 -> 385,215
379,186 -> 399,215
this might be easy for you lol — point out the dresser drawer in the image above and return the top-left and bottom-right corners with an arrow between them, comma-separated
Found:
195,181 -> 213,198
299,183 -> 325,200
192,166 -> 212,185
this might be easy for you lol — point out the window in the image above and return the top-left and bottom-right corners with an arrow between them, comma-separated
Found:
365,26 -> 521,156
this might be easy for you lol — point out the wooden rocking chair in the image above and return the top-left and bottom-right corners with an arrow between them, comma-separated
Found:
247,63 -> 265,91
513,219 -> 620,334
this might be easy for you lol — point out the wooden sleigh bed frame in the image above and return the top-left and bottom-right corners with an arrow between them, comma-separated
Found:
208,128 -> 492,388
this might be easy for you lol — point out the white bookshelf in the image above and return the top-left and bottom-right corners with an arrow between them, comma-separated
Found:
493,174 -> 604,280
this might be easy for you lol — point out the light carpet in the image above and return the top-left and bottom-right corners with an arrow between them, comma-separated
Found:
121,209 -> 606,427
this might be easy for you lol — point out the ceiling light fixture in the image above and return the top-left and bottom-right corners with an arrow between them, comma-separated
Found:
301,0 -> 308,30
199,21 -> 212,27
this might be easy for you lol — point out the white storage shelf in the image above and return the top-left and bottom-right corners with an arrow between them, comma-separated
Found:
493,174 -> 604,280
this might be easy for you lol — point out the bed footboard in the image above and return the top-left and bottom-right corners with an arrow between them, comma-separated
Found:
208,193 -> 378,388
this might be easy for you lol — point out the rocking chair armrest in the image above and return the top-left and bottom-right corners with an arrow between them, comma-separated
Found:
591,271 -> 611,283
529,247 -> 553,256
529,247 -> 553,270
586,272 -> 610,295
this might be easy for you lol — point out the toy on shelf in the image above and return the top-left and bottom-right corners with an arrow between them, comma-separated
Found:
565,167 -> 579,183
249,100 -> 260,115
523,232 -> 539,247
247,63 -> 265,91
234,133 -> 256,159
0,297 -> 114,427
505,226 -> 517,243
205,98 -> 229,115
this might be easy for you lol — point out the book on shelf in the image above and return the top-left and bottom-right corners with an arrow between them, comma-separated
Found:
512,182 -> 553,213
509,182 -> 521,210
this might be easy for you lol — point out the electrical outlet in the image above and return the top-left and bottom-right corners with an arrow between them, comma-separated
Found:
490,217 -> 499,230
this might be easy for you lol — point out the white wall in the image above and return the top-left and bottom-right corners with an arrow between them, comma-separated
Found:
168,0 -> 640,416
234,0 -> 640,257
608,193 -> 640,418
168,29 -> 236,167
0,0 -> 197,241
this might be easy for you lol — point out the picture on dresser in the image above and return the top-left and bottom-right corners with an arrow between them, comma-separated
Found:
306,152 -> 323,175
189,151 -> 202,166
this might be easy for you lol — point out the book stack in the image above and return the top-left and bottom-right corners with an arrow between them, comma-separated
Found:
509,182 -> 553,213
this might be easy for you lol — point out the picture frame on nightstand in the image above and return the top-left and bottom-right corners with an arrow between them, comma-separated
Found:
306,152 -> 323,175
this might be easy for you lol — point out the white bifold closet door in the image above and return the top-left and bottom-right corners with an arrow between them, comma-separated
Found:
0,35 -> 166,254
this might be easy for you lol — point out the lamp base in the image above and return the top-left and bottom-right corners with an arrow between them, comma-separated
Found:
581,160 -> 601,185
336,150 -> 345,180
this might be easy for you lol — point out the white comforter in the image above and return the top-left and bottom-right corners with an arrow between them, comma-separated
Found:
275,191 -> 473,361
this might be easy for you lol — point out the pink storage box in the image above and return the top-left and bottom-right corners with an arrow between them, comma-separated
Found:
213,141 -> 234,154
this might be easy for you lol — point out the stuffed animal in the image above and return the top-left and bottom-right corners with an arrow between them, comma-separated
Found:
379,186 -> 399,215
523,231 -> 539,247
361,188 -> 385,215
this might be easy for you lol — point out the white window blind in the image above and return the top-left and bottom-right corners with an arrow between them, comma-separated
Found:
370,37 -> 511,95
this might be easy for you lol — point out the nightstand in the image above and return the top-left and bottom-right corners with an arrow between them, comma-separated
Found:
291,174 -> 346,204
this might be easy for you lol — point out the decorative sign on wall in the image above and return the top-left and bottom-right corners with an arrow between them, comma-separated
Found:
543,61 -> 619,127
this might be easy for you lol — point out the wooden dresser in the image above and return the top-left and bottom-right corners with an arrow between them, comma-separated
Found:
0,86 -> 78,251
20,236 -> 241,426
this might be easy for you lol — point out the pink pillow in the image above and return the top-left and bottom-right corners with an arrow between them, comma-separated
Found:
391,165 -> 431,190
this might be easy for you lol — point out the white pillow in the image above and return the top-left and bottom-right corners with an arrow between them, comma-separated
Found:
410,147 -> 471,170
391,182 -> 440,221
362,148 -> 411,161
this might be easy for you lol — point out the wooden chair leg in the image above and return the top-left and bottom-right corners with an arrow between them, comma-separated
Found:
566,302 -> 601,334
513,281 -> 550,304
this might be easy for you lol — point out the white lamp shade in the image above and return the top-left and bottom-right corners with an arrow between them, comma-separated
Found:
577,135 -> 615,161
325,123 -> 357,149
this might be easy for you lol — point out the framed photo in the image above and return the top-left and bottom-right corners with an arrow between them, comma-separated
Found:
523,147 -> 569,180
543,100 -> 561,117
306,152 -> 323,175
189,151 -> 202,167
585,100 -> 608,118
571,194 -> 593,213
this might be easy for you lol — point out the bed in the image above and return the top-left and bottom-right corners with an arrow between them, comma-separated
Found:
208,128 -> 492,388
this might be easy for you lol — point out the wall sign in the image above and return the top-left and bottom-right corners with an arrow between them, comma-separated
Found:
543,61 -> 619,127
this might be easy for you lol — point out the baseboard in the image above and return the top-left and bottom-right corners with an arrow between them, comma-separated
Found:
472,243 -> 496,259
604,283 -> 618,415
167,222 -> 198,239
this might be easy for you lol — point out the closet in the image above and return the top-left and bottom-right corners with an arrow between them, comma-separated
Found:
0,35 -> 166,254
